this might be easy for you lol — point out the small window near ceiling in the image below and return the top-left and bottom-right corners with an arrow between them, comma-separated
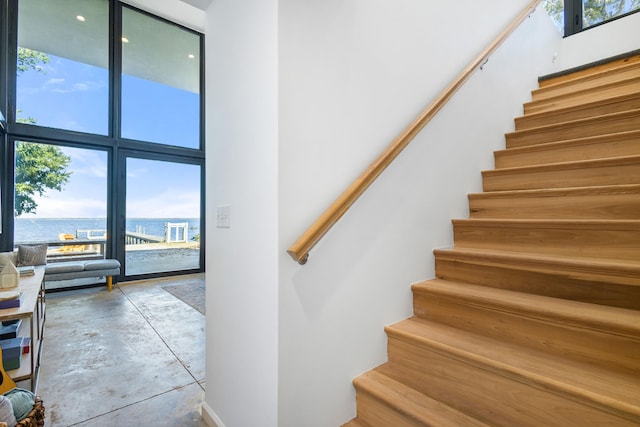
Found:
16,0 -> 109,134
121,8 -> 201,149
582,0 -> 640,28
543,0 -> 640,36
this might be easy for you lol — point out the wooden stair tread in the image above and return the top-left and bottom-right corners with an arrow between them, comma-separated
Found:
481,155 -> 640,191
468,184 -> 640,220
509,108 -> 640,136
516,91 -> 640,130
506,108 -> 640,147
341,419 -> 369,427
538,53 -> 640,88
452,219 -> 640,261
433,247 -> 640,286
353,370 -> 492,427
499,129 -> 640,164
412,279 -> 640,339
386,318 -> 640,418
531,61 -> 640,101
469,183 -> 640,200
487,153 -> 640,173
470,183 -> 640,198
452,217 -> 640,229
524,76 -> 640,115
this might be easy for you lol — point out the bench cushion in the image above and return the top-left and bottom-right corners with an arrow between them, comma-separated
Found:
84,259 -> 121,271
45,261 -> 86,275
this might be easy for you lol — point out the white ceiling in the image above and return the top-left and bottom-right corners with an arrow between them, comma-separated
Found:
179,0 -> 213,11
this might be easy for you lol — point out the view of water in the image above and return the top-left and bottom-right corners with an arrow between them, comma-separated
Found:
14,218 -> 200,244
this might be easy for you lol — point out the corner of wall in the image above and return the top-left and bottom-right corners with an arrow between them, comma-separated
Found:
201,402 -> 225,427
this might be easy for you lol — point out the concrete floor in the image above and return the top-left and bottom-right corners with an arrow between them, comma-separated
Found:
36,274 -> 206,426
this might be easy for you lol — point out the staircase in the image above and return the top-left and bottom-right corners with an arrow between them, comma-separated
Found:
343,53 -> 640,426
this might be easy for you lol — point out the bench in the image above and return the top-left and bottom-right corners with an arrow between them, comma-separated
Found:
44,259 -> 121,291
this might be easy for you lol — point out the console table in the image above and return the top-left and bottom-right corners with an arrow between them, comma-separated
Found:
0,266 -> 45,391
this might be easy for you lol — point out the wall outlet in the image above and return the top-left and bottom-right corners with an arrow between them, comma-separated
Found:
216,205 -> 231,228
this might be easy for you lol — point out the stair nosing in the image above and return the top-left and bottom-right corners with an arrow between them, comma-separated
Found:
451,218 -> 640,228
468,183 -> 640,200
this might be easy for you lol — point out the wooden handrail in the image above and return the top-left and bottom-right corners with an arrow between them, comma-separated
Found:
287,0 -> 542,265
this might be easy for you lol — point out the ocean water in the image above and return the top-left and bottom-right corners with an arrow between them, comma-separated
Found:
14,218 -> 200,243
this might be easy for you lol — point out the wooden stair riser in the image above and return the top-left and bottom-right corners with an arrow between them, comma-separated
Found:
539,54 -> 640,88
352,371 -> 492,427
384,339 -> 639,427
516,93 -> 640,130
353,391 -> 423,427
452,220 -> 640,261
531,63 -> 640,102
482,157 -> 640,191
468,186 -> 640,220
506,110 -> 640,148
412,287 -> 640,374
524,78 -> 640,115
433,249 -> 640,309
498,131 -> 640,167
341,420 -> 368,427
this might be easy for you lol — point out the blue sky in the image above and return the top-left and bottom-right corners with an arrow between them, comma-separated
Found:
16,54 -> 201,219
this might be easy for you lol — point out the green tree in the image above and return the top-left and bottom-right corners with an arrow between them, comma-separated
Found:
14,142 -> 72,216
543,0 -> 564,27
14,47 -> 72,216
17,47 -> 49,75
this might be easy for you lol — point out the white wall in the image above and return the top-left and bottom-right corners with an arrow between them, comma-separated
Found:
552,11 -> 640,72
204,0 -> 279,426
277,1 -> 558,426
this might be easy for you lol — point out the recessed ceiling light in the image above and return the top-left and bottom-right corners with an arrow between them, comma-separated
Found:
121,37 -> 129,43
76,15 -> 86,22
188,54 -> 195,59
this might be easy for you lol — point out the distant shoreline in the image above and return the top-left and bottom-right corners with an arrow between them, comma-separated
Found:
125,242 -> 200,251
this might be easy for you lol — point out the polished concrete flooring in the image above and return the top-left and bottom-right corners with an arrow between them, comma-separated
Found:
36,274 -> 206,426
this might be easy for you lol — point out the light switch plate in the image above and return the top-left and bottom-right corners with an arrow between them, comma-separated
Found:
216,205 -> 231,228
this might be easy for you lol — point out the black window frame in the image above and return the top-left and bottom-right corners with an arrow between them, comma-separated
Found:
564,0 -> 640,36
0,0 -> 206,283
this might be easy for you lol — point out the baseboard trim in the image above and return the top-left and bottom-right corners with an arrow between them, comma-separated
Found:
202,401 -> 226,427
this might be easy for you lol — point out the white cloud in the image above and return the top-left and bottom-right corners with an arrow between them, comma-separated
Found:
21,195 -> 107,219
126,188 -> 200,218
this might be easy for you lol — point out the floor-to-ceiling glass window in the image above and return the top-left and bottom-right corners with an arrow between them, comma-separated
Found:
124,157 -> 201,276
119,6 -> 203,278
1,0 -> 205,285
